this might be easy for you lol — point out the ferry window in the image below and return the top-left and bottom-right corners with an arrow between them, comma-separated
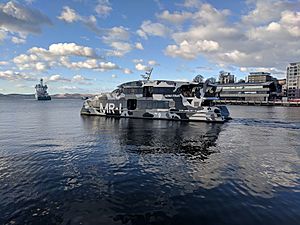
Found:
127,99 -> 137,110
143,86 -> 153,97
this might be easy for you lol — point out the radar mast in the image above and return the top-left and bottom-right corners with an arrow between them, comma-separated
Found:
141,68 -> 153,81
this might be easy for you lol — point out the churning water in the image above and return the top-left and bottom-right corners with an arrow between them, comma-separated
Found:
0,99 -> 300,225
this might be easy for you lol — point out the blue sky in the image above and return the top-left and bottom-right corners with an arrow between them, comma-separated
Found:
0,0 -> 300,94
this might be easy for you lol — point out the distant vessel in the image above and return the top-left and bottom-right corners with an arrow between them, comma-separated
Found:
35,78 -> 51,101
81,70 -> 231,122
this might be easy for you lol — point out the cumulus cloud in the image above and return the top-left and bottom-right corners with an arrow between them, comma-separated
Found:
157,10 -> 193,24
57,6 -> 80,23
95,0 -> 112,18
135,63 -> 151,71
135,42 -> 144,50
48,43 -> 98,58
181,0 -> 201,8
48,74 -> 70,82
100,26 -> 135,56
137,20 -> 170,39
242,0 -> 296,25
72,74 -> 92,84
102,26 -> 130,42
165,40 -> 219,60
106,41 -> 132,57
57,6 -> 105,35
13,42 -> 120,72
0,1 -> 51,38
0,70 -> 35,81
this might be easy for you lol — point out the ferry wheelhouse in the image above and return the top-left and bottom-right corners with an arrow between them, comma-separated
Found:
81,71 -> 230,122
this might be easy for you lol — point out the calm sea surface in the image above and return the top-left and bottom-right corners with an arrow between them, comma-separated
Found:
0,98 -> 300,225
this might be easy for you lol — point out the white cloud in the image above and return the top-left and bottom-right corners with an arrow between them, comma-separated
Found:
135,63 -> 151,71
72,74 -> 88,82
12,43 -> 120,72
57,6 -> 80,23
102,26 -> 130,42
102,26 -> 133,56
57,6 -> 105,35
106,41 -> 132,57
137,20 -> 170,39
165,40 -> 219,60
135,42 -> 144,50
95,0 -> 112,18
48,43 -> 98,58
0,70 -> 34,81
48,74 -> 70,82
111,74 -> 117,78
157,10 -> 192,24
181,0 -> 201,8
136,29 -> 148,39
242,0 -> 296,25
72,74 -> 92,84
148,60 -> 159,66
240,67 -> 248,72
98,61 -> 119,71
123,68 -> 133,74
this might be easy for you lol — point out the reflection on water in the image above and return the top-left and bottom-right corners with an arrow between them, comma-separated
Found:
0,100 -> 300,225
82,116 -> 222,158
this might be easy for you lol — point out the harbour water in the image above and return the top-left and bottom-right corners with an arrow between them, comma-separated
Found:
0,99 -> 300,225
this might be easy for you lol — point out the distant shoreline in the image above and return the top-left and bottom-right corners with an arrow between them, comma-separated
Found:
0,93 -> 95,99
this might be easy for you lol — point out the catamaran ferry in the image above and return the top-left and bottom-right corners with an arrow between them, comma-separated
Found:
80,70 -> 230,122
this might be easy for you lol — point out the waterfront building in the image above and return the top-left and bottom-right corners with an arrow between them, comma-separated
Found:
217,82 -> 279,101
277,79 -> 287,97
248,72 -> 272,83
287,62 -> 300,99
218,71 -> 235,84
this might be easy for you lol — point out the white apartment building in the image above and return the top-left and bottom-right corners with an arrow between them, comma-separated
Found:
287,62 -> 300,99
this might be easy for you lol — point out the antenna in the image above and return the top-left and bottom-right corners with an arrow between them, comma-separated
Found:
141,68 -> 153,81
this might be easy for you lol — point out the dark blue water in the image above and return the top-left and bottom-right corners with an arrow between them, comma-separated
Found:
0,99 -> 300,225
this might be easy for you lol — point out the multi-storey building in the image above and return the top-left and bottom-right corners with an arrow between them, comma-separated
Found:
217,82 -> 279,101
218,71 -> 235,84
287,62 -> 300,99
248,72 -> 272,83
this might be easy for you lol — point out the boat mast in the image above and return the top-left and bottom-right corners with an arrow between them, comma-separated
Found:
141,68 -> 153,81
